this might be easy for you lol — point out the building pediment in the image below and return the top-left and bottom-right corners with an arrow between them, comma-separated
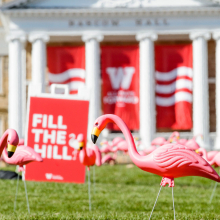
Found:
1,0 -> 218,10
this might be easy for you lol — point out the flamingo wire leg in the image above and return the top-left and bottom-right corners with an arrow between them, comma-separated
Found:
209,168 -> 220,204
209,182 -> 218,203
93,166 -> 96,194
23,172 -> 30,213
149,185 -> 162,220
88,168 -> 91,211
14,171 -> 20,212
172,187 -> 176,220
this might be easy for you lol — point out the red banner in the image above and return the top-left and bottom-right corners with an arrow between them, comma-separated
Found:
25,96 -> 89,183
101,45 -> 139,130
47,46 -> 85,94
155,44 -> 193,130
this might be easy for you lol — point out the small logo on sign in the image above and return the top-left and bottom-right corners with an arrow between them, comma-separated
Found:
45,173 -> 64,180
45,173 -> 53,180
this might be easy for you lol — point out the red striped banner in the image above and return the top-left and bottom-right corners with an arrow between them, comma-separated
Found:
47,46 -> 85,94
155,44 -> 193,130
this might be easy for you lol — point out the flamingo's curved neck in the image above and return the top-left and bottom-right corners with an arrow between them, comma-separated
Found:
207,151 -> 218,165
200,148 -> 209,162
200,149 -> 217,165
0,130 -> 9,156
169,132 -> 179,141
103,115 -> 145,167
2,147 -> 8,161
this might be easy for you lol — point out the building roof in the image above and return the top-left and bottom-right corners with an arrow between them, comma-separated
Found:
1,0 -> 219,10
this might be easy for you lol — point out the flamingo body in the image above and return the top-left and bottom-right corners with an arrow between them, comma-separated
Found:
100,137 -> 124,154
144,145 -> 157,154
101,154 -> 115,164
2,145 -> 43,169
151,137 -> 167,146
112,137 -> 124,145
207,151 -> 219,161
178,139 -> 188,145
100,143 -> 113,154
112,140 -> 128,153
139,144 -> 219,182
185,139 -> 200,151
79,147 -> 96,167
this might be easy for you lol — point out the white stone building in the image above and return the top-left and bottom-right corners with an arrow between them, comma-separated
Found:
1,0 -> 220,149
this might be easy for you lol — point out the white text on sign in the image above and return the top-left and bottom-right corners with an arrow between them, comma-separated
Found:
31,114 -> 77,160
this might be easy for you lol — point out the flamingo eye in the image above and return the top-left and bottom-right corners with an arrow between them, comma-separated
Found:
95,122 -> 98,126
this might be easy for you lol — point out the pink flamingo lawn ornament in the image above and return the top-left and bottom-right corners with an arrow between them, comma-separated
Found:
168,131 -> 188,145
91,114 -> 220,219
77,134 -> 115,211
99,142 -> 112,154
111,136 -> 138,155
144,145 -> 157,155
185,139 -> 200,151
2,143 -> 43,213
112,140 -> 128,154
100,137 -> 124,154
151,137 -> 167,146
101,154 -> 116,165
196,148 -> 220,203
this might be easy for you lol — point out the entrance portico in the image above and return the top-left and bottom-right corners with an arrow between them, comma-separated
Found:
1,0 -> 220,149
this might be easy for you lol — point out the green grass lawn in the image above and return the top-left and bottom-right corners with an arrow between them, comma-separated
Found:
0,164 -> 219,219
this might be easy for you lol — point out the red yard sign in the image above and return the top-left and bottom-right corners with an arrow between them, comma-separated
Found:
25,96 -> 89,183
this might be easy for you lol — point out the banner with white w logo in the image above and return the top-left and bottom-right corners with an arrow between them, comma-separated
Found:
101,45 -> 139,130
47,46 -> 85,94
155,44 -> 193,130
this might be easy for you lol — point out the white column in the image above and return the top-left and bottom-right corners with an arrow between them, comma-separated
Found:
213,32 -> 220,150
7,33 -> 26,137
21,42 -> 26,138
190,32 -> 211,149
82,34 -> 103,140
136,32 -> 157,148
29,33 -> 49,92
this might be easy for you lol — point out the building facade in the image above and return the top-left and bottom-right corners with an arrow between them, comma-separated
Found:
1,0 -> 220,149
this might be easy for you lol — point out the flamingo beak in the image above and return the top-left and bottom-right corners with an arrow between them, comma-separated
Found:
195,149 -> 199,154
78,142 -> 84,151
7,144 -> 17,158
91,127 -> 101,144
